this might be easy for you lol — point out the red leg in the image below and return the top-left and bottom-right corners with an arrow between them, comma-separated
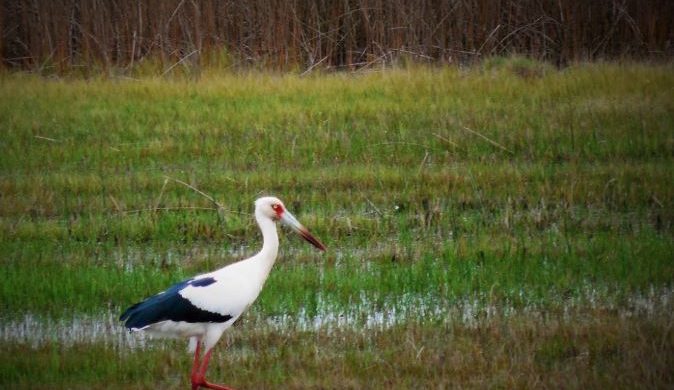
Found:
200,380 -> 236,390
191,340 -> 203,390
193,348 -> 236,390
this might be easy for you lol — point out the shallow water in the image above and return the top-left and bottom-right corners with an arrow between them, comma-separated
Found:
1,310 -> 150,349
2,286 -> 671,350
108,240 -> 398,271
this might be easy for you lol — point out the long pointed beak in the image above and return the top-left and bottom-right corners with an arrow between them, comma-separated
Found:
280,210 -> 326,251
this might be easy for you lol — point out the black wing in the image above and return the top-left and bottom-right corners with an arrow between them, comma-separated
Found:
119,277 -> 232,329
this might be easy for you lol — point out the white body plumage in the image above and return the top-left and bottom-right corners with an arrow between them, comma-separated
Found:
119,196 -> 326,390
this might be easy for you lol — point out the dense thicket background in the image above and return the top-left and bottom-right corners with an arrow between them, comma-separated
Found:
1,0 -> 672,75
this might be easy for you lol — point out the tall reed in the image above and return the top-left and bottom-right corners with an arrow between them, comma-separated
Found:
1,0 -> 672,75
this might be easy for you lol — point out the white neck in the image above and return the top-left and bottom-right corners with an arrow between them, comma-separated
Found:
250,210 -> 279,280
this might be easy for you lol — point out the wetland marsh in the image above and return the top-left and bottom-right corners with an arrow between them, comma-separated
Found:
1,62 -> 673,388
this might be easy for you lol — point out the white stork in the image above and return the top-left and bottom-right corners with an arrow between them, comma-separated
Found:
120,196 -> 326,390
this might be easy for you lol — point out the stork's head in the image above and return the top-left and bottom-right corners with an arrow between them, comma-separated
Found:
255,196 -> 326,251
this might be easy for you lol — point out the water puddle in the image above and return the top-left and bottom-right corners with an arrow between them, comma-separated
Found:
108,243 -> 368,272
0,310 -> 150,349
264,285 -> 674,332
2,287 -> 672,350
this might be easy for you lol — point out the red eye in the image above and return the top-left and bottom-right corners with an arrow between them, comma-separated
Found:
271,204 -> 283,215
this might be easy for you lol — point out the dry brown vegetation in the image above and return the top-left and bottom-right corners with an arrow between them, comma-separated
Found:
2,0 -> 672,74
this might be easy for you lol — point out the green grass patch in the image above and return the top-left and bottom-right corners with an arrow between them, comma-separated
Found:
1,63 -> 673,387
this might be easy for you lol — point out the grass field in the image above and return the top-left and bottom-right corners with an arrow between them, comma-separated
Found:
1,60 -> 673,388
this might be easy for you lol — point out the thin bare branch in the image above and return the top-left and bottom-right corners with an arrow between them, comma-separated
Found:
34,135 -> 60,143
123,206 -> 218,214
365,198 -> 384,217
161,49 -> 199,77
164,175 -> 224,212
300,56 -> 328,77
154,177 -> 170,213
461,126 -> 514,154
433,133 -> 462,150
